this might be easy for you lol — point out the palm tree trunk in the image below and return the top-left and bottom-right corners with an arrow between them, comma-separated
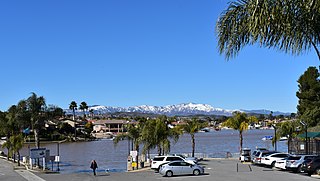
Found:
34,129 -> 40,148
17,151 -> 20,166
13,152 -> 16,163
191,134 -> 195,157
72,109 -> 75,121
157,144 -> 161,156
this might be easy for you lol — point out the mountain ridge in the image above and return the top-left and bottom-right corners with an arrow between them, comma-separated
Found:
65,103 -> 291,116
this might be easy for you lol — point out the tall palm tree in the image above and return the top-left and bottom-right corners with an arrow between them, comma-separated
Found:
176,118 -> 207,157
69,101 -> 77,121
26,92 -> 46,148
114,123 -> 142,170
79,101 -> 88,118
222,112 -> 255,155
216,0 -> 320,60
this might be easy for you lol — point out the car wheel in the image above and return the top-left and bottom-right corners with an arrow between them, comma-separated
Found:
166,171 -> 173,177
271,161 -> 276,168
316,168 -> 320,175
296,165 -> 302,173
193,169 -> 200,176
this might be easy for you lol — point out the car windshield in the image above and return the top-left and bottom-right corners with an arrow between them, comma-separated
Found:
153,157 -> 164,161
287,156 -> 301,160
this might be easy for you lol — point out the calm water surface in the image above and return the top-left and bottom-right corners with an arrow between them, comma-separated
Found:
19,129 -> 287,174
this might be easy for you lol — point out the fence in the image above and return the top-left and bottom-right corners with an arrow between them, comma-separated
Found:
288,139 -> 320,155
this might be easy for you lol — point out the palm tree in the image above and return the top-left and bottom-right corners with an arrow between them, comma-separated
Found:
275,120 -> 299,153
79,101 -> 88,118
216,0 -> 320,60
26,92 -> 46,148
89,109 -> 94,119
69,101 -> 77,121
176,118 -> 206,157
222,112 -> 256,155
114,123 -> 142,170
10,134 -> 24,166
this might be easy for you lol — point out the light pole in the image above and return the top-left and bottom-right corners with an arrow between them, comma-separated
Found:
57,142 -> 60,171
300,120 -> 308,154
272,124 -> 277,152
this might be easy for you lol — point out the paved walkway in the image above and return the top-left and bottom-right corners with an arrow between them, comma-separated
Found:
0,158 -> 45,181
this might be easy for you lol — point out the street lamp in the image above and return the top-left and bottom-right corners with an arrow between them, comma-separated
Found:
300,120 -> 308,154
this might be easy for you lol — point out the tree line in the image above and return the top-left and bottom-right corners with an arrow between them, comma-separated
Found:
113,116 -> 207,169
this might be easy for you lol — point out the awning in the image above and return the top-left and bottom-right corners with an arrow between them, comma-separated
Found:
297,132 -> 320,138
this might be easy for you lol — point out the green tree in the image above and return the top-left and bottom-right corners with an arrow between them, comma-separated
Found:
114,123 -> 142,170
69,101 -> 77,121
216,0 -> 320,60
296,66 -> 320,127
176,118 -> 207,157
222,112 -> 256,155
10,134 -> 24,166
26,93 -> 46,148
79,102 -> 88,118
275,121 -> 299,153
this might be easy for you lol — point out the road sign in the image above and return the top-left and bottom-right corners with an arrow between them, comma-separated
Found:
30,148 -> 46,159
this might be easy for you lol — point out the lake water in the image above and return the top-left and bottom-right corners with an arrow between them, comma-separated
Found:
18,129 -> 287,174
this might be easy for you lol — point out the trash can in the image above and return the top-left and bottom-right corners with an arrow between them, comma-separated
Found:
140,162 -> 144,168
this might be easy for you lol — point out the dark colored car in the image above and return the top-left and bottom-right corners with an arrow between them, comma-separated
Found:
301,156 -> 320,176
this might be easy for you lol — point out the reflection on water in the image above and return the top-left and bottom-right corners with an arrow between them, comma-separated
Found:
18,129 -> 286,174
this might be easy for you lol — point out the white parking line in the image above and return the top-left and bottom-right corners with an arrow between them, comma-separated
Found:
15,170 -> 46,181
156,174 -> 210,180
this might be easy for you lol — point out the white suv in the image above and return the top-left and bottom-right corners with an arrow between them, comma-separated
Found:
261,153 -> 289,167
151,155 -> 195,171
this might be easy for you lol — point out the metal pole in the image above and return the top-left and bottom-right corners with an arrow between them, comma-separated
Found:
305,126 -> 308,155
57,142 -> 60,171
274,127 -> 277,152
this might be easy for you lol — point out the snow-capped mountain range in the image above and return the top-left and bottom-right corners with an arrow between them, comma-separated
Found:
65,103 -> 290,116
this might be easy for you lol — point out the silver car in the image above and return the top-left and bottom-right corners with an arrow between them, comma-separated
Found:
159,161 -> 204,177
286,155 -> 317,172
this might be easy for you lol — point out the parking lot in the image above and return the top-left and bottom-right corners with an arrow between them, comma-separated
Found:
36,159 -> 319,181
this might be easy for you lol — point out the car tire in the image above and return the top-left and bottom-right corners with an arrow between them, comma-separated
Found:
193,169 -> 200,176
271,161 -> 276,168
316,168 -> 320,175
296,165 -> 302,173
166,171 -> 173,177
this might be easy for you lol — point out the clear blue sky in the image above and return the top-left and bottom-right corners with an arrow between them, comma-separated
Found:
0,0 -> 319,113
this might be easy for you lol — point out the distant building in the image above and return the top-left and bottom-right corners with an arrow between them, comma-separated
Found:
92,119 -> 127,134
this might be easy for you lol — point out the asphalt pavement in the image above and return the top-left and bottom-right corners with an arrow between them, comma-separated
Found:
36,159 -> 318,181
1,158 -> 319,181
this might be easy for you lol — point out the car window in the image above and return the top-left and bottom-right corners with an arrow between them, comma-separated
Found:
180,162 -> 190,166
287,156 -> 301,160
169,162 -> 181,166
305,156 -> 316,160
274,154 -> 288,158
166,157 -> 183,161
153,157 -> 164,161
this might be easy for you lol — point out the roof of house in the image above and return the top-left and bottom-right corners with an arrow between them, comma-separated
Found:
93,119 -> 128,125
